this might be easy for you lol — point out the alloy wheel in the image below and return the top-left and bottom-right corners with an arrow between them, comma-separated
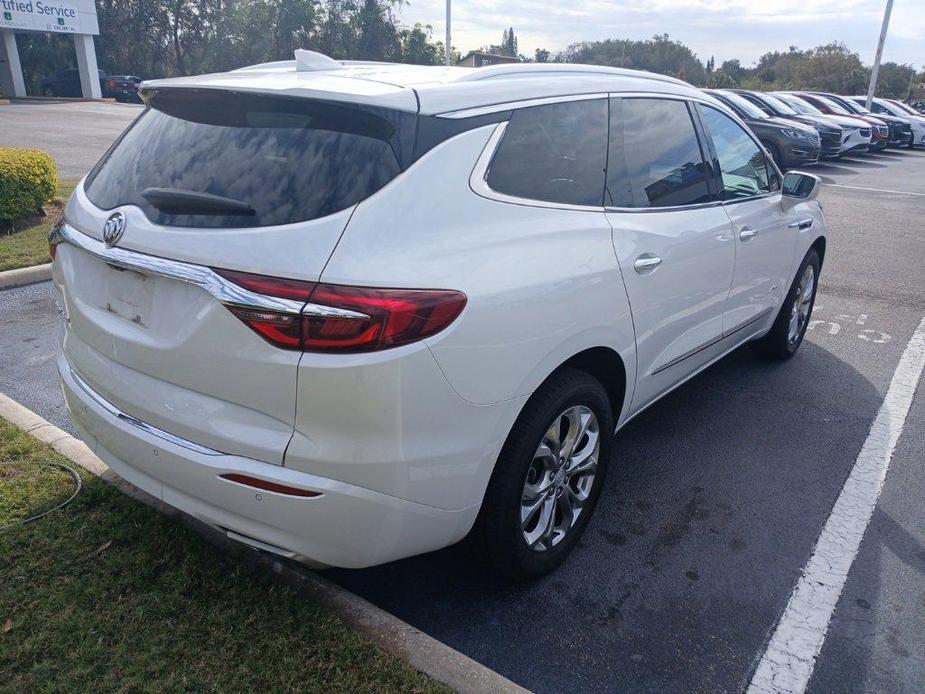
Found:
520,405 -> 600,552
788,265 -> 816,345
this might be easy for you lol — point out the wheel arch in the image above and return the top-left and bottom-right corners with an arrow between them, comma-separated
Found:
810,235 -> 826,267
544,346 -> 628,424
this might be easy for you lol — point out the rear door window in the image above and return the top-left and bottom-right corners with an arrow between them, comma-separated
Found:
612,98 -> 712,208
486,98 -> 608,206
85,89 -> 410,228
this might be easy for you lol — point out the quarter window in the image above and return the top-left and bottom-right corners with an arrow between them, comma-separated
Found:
699,105 -> 775,200
613,98 -> 712,208
486,99 -> 608,206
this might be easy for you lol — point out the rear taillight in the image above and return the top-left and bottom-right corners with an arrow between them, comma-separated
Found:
303,284 -> 467,353
213,269 -> 466,353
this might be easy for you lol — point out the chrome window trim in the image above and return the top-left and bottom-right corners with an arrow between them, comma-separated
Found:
69,366 -> 223,456
469,92 -> 758,214
438,92 -> 610,120
50,223 -> 368,320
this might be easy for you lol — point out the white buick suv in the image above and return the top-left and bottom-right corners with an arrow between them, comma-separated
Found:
51,52 -> 826,579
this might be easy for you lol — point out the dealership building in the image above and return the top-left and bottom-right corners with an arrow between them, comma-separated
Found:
1,0 -> 101,98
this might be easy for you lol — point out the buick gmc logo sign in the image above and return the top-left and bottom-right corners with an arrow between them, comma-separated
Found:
103,212 -> 126,247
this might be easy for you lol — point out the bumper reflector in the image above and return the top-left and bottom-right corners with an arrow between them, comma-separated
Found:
220,473 -> 321,498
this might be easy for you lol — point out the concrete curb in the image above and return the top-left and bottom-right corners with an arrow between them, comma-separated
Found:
0,263 -> 52,290
4,96 -> 118,104
0,391 -> 530,694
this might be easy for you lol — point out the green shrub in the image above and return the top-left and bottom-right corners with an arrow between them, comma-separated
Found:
0,148 -> 58,222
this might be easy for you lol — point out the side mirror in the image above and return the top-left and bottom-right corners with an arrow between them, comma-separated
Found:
781,171 -> 821,211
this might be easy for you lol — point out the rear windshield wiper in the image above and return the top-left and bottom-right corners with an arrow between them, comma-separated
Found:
141,188 -> 256,216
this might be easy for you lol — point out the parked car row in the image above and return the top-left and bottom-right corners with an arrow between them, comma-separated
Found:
703,88 -> 925,169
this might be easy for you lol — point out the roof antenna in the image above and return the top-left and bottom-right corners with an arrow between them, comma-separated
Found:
294,49 -> 343,72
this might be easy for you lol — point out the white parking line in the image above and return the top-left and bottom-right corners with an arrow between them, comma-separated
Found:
827,183 -> 925,197
748,315 -> 925,694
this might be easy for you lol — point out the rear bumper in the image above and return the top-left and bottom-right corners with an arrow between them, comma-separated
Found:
60,354 -> 480,568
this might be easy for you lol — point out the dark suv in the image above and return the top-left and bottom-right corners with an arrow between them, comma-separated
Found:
702,89 -> 820,169
732,90 -> 842,159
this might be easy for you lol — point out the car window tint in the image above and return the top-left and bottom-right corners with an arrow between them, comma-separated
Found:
699,105 -> 773,200
486,99 -> 608,206
617,98 -> 711,208
85,90 -> 408,228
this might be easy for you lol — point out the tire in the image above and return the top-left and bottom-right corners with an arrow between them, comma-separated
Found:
470,367 -> 614,581
750,249 -> 820,360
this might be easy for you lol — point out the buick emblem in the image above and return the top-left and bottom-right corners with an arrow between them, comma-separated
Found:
103,212 -> 126,247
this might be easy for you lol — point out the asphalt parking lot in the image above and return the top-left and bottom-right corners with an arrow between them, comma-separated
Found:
1,103 -> 924,693
0,101 -> 142,177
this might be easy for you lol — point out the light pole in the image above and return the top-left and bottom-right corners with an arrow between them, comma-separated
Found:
445,0 -> 452,66
865,0 -> 894,110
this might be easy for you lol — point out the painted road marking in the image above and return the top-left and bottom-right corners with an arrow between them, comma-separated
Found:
808,307 -> 891,344
827,183 -> 925,197
748,315 -> 925,694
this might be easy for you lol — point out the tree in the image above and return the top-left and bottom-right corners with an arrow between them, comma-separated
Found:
399,23 -> 439,65
534,48 -> 550,63
493,27 -> 517,58
706,55 -> 714,72
354,0 -> 400,61
561,34 -> 707,86
793,43 -> 867,93
875,62 -> 916,98
707,71 -> 736,88
719,59 -> 746,83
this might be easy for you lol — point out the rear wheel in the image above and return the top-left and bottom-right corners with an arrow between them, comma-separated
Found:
471,368 -> 614,581
750,249 -> 820,360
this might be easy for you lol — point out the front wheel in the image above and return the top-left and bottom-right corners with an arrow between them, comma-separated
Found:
470,368 -> 614,581
750,249 -> 820,359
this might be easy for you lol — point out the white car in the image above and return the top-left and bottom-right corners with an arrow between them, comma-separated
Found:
51,51 -> 827,579
849,96 -> 925,147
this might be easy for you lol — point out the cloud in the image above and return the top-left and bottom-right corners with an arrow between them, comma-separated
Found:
398,0 -> 924,67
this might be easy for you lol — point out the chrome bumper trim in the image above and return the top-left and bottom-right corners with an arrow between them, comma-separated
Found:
68,366 -> 223,456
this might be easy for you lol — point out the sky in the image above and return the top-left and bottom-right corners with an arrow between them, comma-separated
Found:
396,0 -> 924,68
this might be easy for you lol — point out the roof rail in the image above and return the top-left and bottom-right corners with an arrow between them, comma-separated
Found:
453,63 -> 690,87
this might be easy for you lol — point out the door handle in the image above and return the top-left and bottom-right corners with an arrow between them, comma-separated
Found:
787,218 -> 814,230
634,254 -> 662,273
739,226 -> 758,241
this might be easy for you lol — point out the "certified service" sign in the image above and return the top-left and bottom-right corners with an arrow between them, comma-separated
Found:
1,0 -> 82,33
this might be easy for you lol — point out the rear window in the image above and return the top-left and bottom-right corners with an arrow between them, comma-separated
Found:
85,90 -> 411,228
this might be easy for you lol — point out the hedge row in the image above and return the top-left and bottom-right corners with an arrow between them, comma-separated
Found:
0,148 -> 58,222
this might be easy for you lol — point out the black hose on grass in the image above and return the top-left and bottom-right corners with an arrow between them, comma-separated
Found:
1,461 -> 82,531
